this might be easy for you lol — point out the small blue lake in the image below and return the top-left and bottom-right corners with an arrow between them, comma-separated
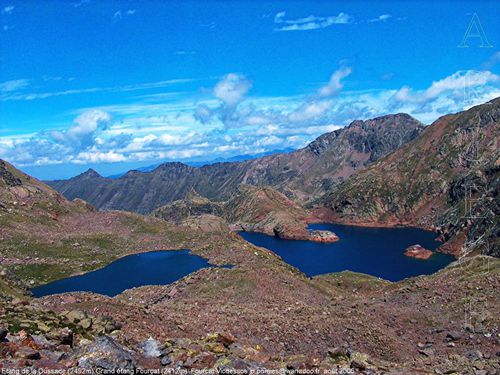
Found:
32,250 -> 212,297
239,223 -> 455,281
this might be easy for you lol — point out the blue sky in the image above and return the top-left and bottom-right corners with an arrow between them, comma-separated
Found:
0,0 -> 499,179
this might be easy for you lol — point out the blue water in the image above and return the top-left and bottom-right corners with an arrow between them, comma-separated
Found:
239,223 -> 454,281
32,250 -> 212,297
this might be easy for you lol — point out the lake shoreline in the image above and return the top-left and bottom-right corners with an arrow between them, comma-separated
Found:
30,249 -> 216,298
239,223 -> 455,282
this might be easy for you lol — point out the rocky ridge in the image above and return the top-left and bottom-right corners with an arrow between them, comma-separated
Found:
154,185 -> 338,242
316,98 -> 500,257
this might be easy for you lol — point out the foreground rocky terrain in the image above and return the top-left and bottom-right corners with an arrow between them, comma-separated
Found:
1,252 -> 499,373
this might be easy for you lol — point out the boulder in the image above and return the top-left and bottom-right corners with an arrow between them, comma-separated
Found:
65,310 -> 87,324
45,327 -> 73,347
77,336 -> 136,370
16,347 -> 41,360
0,327 -> 7,341
79,318 -> 92,330
445,331 -> 463,342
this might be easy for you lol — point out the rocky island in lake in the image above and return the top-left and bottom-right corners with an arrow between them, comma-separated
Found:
404,244 -> 434,260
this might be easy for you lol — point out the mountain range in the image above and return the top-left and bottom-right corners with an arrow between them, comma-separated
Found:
46,98 -> 500,257
105,148 -> 295,179
47,113 -> 424,213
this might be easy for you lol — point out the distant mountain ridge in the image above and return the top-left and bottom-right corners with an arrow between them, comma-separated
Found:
105,148 -> 295,179
47,113 -> 424,214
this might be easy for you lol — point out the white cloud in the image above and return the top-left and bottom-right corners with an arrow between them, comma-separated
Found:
214,73 -> 252,106
73,0 -> 90,8
256,135 -> 282,146
369,14 -> 392,23
391,70 -> 500,105
113,10 -> 122,21
75,151 -> 126,164
288,100 -> 332,123
0,79 -> 30,93
0,78 -> 197,102
2,5 -> 14,14
317,67 -> 352,97
156,133 -> 187,146
3,68 -> 499,169
274,11 -> 286,23
194,67 -> 352,130
51,110 -> 112,149
174,50 -> 196,56
113,9 -> 136,21
482,51 -> 500,70
194,104 -> 213,124
274,11 -> 352,31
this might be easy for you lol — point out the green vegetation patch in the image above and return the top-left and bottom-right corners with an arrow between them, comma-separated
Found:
11,263 -> 71,286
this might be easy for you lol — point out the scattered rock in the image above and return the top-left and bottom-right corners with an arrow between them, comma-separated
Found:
351,359 -> 367,370
16,347 -> 41,360
418,348 -> 435,357
65,310 -> 87,324
46,327 -> 73,347
0,327 -> 7,341
446,331 -> 462,342
465,350 -> 483,361
160,356 -> 172,366
327,347 -> 350,360
36,321 -> 51,333
206,332 -> 236,347
79,318 -> 92,330
139,337 -> 163,358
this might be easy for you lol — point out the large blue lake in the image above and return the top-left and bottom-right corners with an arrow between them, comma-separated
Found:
239,223 -> 454,281
32,250 -> 211,297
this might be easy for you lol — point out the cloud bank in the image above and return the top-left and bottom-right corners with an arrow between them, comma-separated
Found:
1,66 -> 499,169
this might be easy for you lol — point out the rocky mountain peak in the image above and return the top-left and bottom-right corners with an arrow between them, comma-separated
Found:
349,113 -> 423,129
79,168 -> 102,179
154,162 -> 194,172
